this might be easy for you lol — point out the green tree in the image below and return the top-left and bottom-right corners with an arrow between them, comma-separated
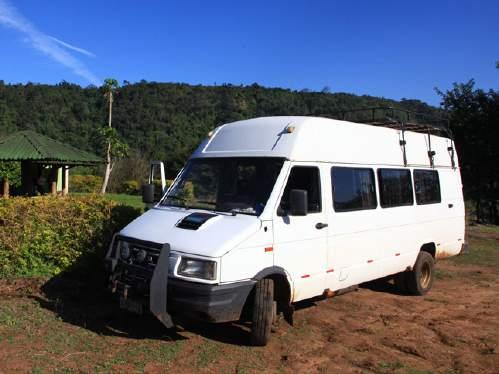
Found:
0,79 -> 442,187
437,80 -> 499,223
0,161 -> 21,197
100,78 -> 125,194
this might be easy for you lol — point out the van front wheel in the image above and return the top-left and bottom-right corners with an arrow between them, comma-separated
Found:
250,278 -> 274,346
407,251 -> 435,295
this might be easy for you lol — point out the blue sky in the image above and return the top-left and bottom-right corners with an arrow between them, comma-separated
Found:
0,0 -> 497,105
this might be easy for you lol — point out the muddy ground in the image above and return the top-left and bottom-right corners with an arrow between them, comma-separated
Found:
0,225 -> 498,373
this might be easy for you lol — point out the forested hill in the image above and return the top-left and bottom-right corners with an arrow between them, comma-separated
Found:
0,81 -> 439,174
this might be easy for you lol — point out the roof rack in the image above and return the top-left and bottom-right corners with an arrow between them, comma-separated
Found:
324,106 -> 451,137
322,107 -> 455,168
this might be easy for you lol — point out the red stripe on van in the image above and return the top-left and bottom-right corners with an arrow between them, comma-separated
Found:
301,274 -> 310,278
326,268 -> 335,273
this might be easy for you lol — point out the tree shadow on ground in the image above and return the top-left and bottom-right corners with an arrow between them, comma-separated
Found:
33,271 -> 254,346
29,201 -> 259,346
360,277 -> 409,296
33,272 -> 411,346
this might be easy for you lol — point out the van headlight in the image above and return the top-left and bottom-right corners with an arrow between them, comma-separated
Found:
178,257 -> 217,280
120,241 -> 131,259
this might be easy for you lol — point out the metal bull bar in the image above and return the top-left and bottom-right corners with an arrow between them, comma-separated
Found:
108,235 -> 173,329
150,243 -> 173,328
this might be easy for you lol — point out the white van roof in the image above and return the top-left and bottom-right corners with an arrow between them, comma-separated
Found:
191,116 -> 457,168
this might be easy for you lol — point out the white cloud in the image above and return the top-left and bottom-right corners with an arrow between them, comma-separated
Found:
0,0 -> 100,85
48,36 -> 96,58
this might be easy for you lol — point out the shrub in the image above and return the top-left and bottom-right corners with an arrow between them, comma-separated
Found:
121,180 -> 141,195
70,175 -> 103,193
0,195 -> 141,277
0,161 -> 21,188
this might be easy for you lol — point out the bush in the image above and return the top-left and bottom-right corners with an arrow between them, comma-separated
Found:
0,161 -> 21,188
0,196 -> 141,277
121,180 -> 141,195
70,175 -> 103,193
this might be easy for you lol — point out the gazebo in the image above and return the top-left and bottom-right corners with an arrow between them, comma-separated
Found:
0,130 -> 103,197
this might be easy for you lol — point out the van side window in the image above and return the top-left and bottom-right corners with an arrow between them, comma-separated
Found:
280,166 -> 321,213
414,170 -> 441,205
378,168 -> 413,208
331,167 -> 377,212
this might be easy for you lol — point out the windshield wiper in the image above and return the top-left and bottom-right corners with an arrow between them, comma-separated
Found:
214,207 -> 257,216
196,200 -> 217,206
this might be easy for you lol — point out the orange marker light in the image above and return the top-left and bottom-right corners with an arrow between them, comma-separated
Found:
264,247 -> 273,252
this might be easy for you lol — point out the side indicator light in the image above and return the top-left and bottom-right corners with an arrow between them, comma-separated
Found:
264,247 -> 273,252
395,253 -> 400,256
301,274 -> 310,278
367,259 -> 374,263
326,268 -> 335,273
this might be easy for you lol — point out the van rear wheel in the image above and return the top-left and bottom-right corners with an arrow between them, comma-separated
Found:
407,251 -> 435,295
250,278 -> 274,346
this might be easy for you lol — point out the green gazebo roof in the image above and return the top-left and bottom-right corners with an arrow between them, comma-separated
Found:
0,130 -> 103,165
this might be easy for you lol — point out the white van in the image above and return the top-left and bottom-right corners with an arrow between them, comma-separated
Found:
105,115 -> 466,345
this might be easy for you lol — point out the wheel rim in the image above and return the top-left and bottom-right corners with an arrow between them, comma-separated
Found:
420,261 -> 431,289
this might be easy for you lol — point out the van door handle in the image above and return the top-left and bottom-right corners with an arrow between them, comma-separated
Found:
448,204 -> 453,208
315,222 -> 328,230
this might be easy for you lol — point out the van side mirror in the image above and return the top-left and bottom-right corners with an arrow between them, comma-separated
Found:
142,183 -> 155,204
289,189 -> 308,216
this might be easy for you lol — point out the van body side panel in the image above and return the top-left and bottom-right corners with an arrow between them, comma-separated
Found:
325,205 -> 385,289
371,205 -> 420,278
434,168 -> 465,257
272,161 -> 328,302
219,220 -> 274,283
326,163 -> 465,292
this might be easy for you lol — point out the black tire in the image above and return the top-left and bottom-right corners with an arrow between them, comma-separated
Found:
406,251 -> 435,295
250,278 -> 274,346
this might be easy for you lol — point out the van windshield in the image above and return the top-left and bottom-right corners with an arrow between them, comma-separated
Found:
161,157 -> 284,216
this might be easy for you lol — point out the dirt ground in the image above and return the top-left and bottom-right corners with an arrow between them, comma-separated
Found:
0,225 -> 498,373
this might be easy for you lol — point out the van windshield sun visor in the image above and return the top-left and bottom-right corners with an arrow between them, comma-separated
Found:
176,212 -> 217,230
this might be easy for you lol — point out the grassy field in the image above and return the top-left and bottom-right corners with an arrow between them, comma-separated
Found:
73,192 -> 145,210
0,225 -> 497,373
103,193 -> 145,210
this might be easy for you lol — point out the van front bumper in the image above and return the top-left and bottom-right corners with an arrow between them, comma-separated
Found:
168,278 -> 256,323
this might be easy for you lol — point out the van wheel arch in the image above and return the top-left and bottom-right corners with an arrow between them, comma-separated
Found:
420,242 -> 436,259
244,267 -> 293,324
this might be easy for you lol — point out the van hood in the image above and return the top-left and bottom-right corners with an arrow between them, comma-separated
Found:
119,206 -> 261,258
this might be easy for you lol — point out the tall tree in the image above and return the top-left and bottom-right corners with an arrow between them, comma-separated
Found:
100,78 -> 120,194
0,161 -> 21,197
437,80 -> 499,223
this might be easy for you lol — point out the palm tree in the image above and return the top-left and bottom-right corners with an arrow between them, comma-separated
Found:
100,78 -> 119,194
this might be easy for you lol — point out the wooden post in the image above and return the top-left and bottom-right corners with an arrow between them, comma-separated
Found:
2,177 -> 9,198
50,165 -> 57,196
63,166 -> 69,196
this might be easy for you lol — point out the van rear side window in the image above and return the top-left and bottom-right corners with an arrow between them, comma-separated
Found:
414,170 -> 441,205
378,169 -> 413,208
331,167 -> 377,212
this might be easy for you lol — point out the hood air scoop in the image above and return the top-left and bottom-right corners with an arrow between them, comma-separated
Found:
176,212 -> 217,230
